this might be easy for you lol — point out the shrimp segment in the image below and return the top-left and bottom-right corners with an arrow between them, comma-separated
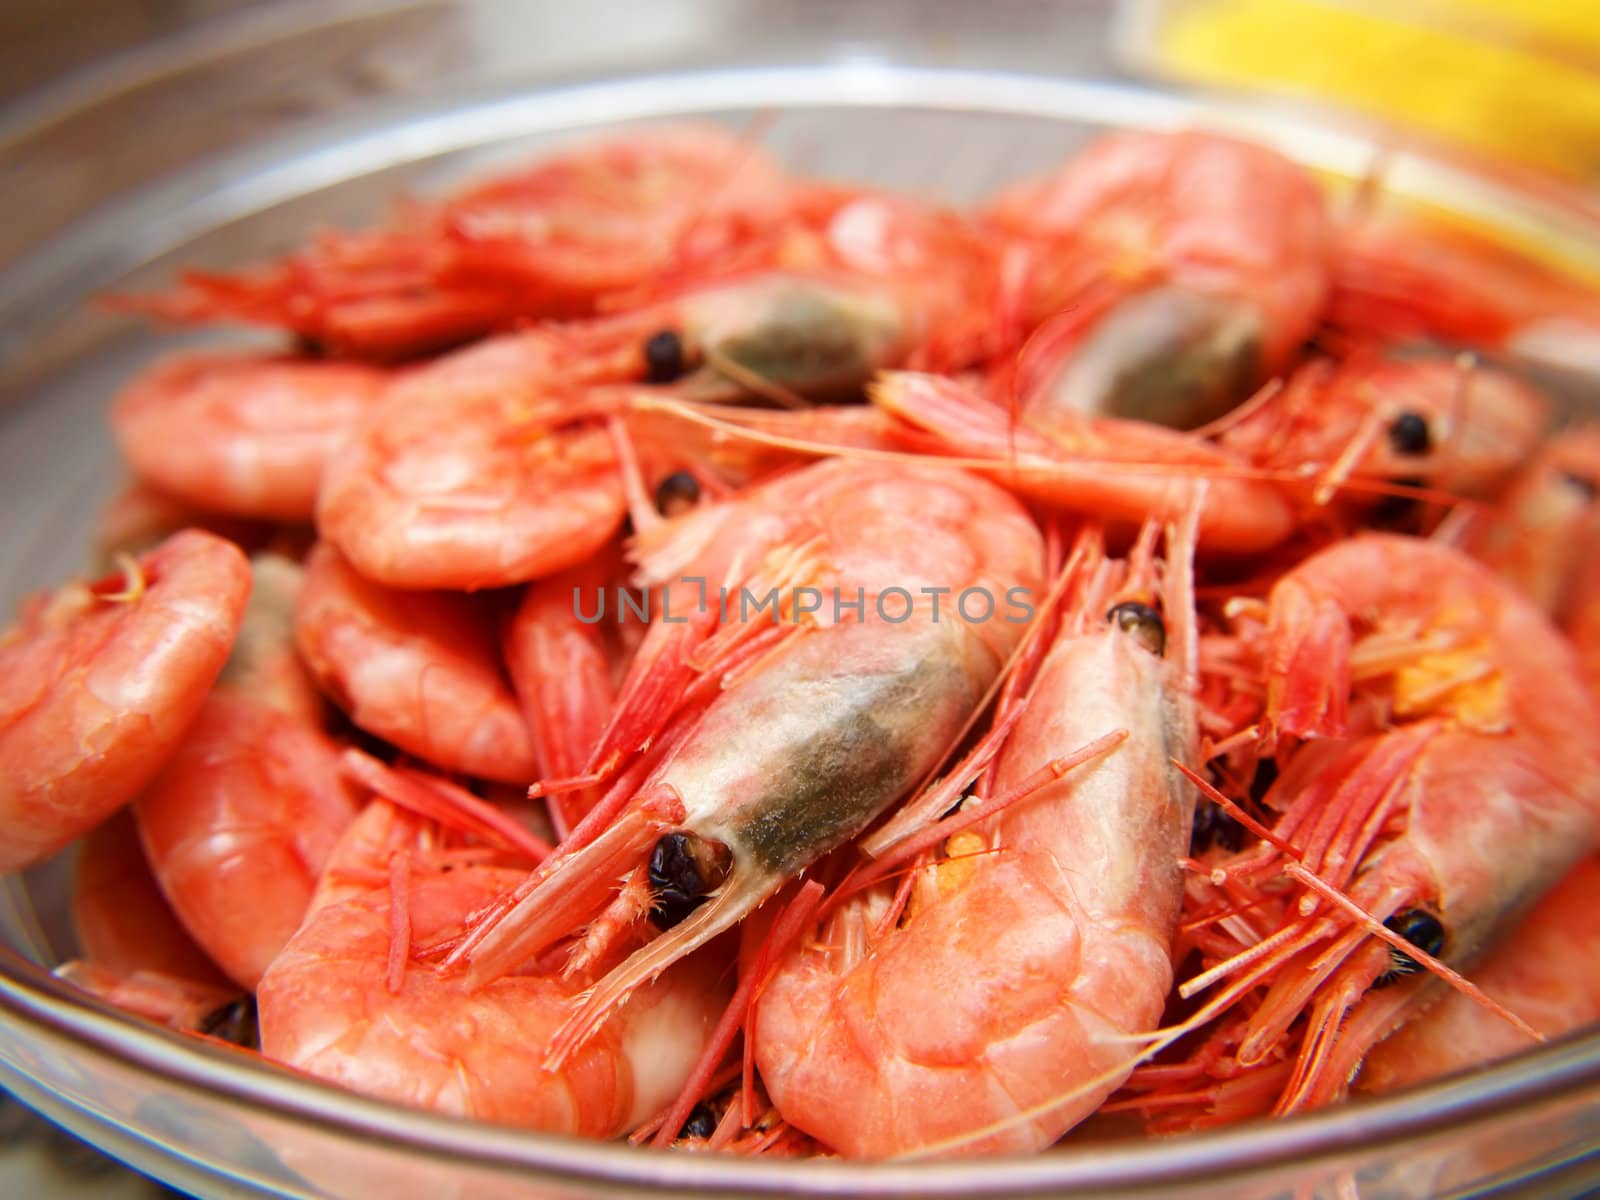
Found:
456,460 -> 1044,1058
136,556 -> 359,989
258,801 -> 728,1134
111,354 -> 387,522
0,530 -> 251,871
755,521 -> 1199,1156
294,542 -> 536,782
316,337 -> 625,591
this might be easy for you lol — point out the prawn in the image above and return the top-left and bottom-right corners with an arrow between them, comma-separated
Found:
1138,535 -> 1600,1121
1356,855 -> 1600,1095
293,541 -> 536,782
119,124 -> 796,361
870,370 -> 1295,554
450,459 -> 1045,1067
257,798 -> 729,1134
111,353 -> 387,522
134,555 -> 360,989
314,331 -> 625,590
0,529 -> 250,870
755,517 -> 1201,1157
984,129 -> 1330,429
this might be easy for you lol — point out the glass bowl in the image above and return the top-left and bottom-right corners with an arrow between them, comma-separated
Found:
2,3 -> 1599,1196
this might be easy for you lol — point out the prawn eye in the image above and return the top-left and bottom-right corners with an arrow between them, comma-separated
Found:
648,832 -> 733,930
643,329 -> 686,383
198,996 -> 260,1050
1387,412 -> 1432,456
679,1103 -> 718,1141
1375,907 -> 1445,987
1107,602 -> 1166,656
654,471 -> 701,517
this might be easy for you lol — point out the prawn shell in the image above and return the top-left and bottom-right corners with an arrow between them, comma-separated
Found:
0,530 -> 251,871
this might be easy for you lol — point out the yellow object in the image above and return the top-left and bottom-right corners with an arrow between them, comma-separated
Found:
1131,0 -> 1600,179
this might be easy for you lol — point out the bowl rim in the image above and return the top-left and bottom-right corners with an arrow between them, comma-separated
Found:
4,54 -> 1600,1194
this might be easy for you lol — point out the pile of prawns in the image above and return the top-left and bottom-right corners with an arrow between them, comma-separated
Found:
8,123 -> 1600,1159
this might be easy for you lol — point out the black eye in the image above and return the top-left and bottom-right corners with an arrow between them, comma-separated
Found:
643,330 -> 686,383
679,1103 -> 718,1141
654,471 -> 701,517
1107,602 -> 1166,656
1375,907 -> 1445,987
198,996 -> 260,1050
648,832 -> 732,929
1387,412 -> 1432,456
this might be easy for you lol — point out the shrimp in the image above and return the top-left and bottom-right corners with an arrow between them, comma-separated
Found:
111,354 -> 387,522
551,189 -> 1003,402
1216,352 -> 1549,515
1142,535 -> 1600,1121
314,332 -> 625,590
293,541 -> 536,782
119,124 -> 796,361
984,129 -> 1330,429
870,370 -> 1295,554
1460,427 -> 1600,617
0,529 -> 250,871
451,459 -> 1045,1067
1327,213 -> 1600,352
135,555 -> 360,989
257,799 -> 729,1134
755,518 -> 1200,1157
71,810 -> 229,988
1356,855 -> 1600,1095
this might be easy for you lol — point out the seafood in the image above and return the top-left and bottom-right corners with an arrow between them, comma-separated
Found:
314,333 -> 625,590
122,124 -> 797,361
111,354 -> 388,522
453,459 -> 1045,1060
1357,856 -> 1600,1094
755,520 -> 1200,1156
871,370 -> 1295,553
135,555 -> 359,989
293,541 -> 536,782
0,530 -> 251,871
985,129 -> 1330,428
71,810 -> 230,988
258,799 -> 728,1133
1147,535 -> 1600,1119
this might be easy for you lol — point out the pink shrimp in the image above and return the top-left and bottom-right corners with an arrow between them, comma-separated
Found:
548,188 -> 1003,402
111,353 -> 387,522
0,529 -> 250,871
135,555 -> 360,989
314,333 -> 624,590
1217,352 -> 1549,515
257,799 -> 729,1133
870,370 -> 1295,554
1327,213 -> 1600,351
293,541 -> 536,781
71,810 -> 230,989
1355,855 -> 1600,1095
984,129 -> 1330,429
119,124 -> 796,361
1136,535 -> 1600,1124
451,459 -> 1045,1068
755,519 -> 1200,1157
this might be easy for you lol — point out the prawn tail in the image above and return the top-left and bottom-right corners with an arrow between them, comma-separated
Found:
544,879 -> 754,1070
458,799 -> 676,986
869,371 -> 1036,461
